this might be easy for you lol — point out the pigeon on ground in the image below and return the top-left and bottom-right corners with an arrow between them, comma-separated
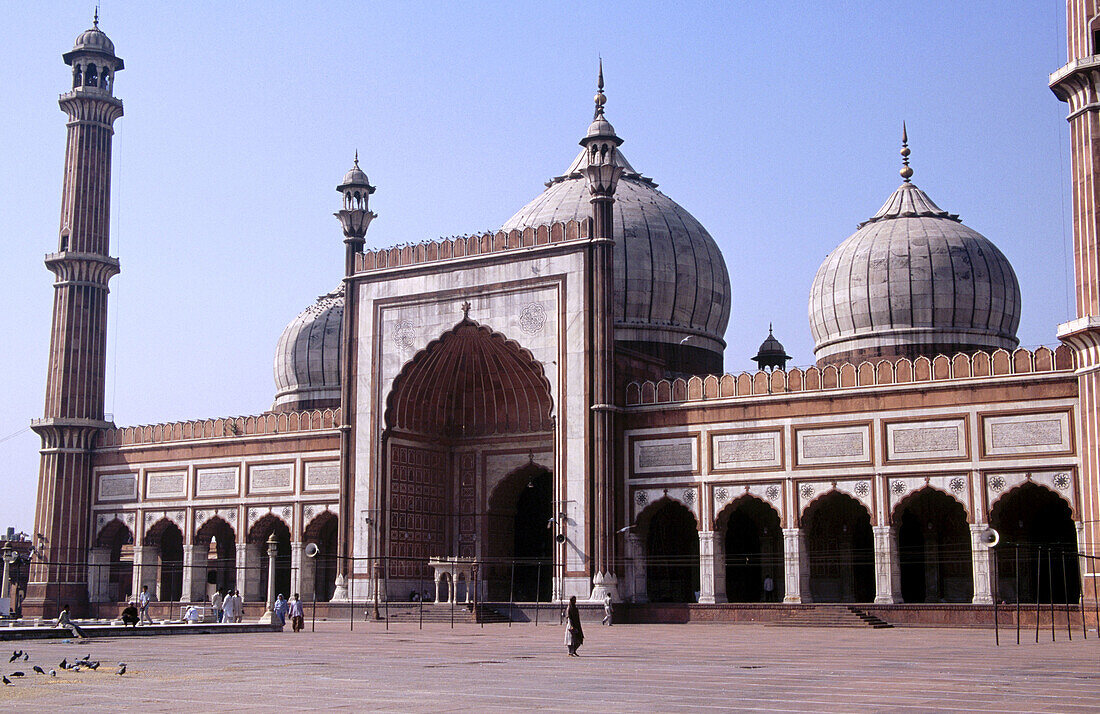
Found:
8,652 -> 18,663
48,669 -> 56,677
22,653 -> 28,662
11,671 -> 24,677
116,664 -> 126,675
2,676 -> 10,686
32,666 -> 44,675
87,661 -> 99,670
81,654 -> 90,661
58,658 -> 66,670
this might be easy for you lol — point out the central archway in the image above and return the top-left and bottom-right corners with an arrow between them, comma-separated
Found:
803,492 -> 874,603
383,318 -> 555,597
641,499 -> 699,603
991,483 -> 1079,603
487,464 -> 552,601
718,497 -> 783,602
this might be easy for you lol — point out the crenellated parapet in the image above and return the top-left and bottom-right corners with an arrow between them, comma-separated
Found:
625,345 -> 1074,406
98,407 -> 342,448
355,219 -> 591,273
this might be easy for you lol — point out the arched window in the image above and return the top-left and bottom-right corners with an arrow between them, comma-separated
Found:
73,65 -> 82,89
85,64 -> 98,87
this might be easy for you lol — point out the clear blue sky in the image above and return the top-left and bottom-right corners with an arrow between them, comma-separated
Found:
0,2 -> 1074,532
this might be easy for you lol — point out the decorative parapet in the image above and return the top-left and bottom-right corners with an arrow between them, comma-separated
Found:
354,219 -> 591,273
625,346 -> 1075,407
97,408 -> 342,447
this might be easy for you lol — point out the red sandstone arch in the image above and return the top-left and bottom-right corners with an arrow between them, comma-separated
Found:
385,318 -> 554,437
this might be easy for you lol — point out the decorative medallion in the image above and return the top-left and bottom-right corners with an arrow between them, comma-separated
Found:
195,510 -> 206,524
948,477 -> 965,494
393,320 -> 415,351
519,302 -> 546,335
304,505 -> 315,521
714,487 -> 729,503
281,506 -> 293,520
892,480 -> 906,496
799,484 -> 814,500
682,489 -> 696,505
1053,473 -> 1070,491
248,508 -> 260,521
145,512 -> 157,525
635,491 -> 649,507
989,476 -> 1006,492
124,513 -> 135,527
225,510 -> 236,522
765,485 -> 780,502
853,481 -> 869,498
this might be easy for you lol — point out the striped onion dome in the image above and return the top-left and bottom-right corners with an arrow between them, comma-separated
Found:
272,284 -> 343,412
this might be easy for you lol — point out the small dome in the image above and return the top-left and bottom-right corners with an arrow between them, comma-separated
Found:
586,117 -> 618,139
341,165 -> 370,188
809,181 -> 1021,365
272,285 -> 344,412
73,26 -> 114,55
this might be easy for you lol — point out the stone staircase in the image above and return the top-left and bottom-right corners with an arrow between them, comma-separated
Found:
769,605 -> 892,628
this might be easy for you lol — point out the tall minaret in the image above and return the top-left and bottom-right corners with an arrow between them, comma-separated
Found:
581,62 -> 623,601
1051,2 -> 1100,592
25,14 -> 124,617
332,155 -> 375,603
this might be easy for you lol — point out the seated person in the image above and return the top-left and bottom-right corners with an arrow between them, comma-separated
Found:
184,605 -> 201,624
120,602 -> 139,627
57,604 -> 88,639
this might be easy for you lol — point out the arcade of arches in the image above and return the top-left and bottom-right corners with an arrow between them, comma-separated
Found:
628,484 -> 1081,605
383,319 -> 556,600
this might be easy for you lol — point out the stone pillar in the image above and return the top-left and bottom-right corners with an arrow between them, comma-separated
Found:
132,545 -> 159,598
873,526 -> 902,604
783,528 -> 811,603
290,542 -> 308,599
239,543 -> 260,601
87,547 -> 111,603
970,524 -> 995,605
625,532 -> 647,603
181,544 -> 208,603
698,531 -> 727,604
259,533 -> 279,624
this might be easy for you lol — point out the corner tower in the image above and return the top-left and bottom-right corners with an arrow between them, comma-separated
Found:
25,14 -> 124,616
1050,1 -> 1100,587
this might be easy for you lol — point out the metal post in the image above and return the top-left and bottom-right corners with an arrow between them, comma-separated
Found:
418,571 -> 423,631
349,563 -> 354,632
1078,553 -> 1087,640
1091,555 -> 1100,636
1035,546 -> 1041,643
992,544 -> 999,647
1015,545 -> 1020,645
534,561 -> 541,627
1061,548 -> 1072,640
383,555 -> 389,631
1048,547 -> 1056,642
508,559 -> 515,627
450,569 -> 455,629
311,588 -> 317,633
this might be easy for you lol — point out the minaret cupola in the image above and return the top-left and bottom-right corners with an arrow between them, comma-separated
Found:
335,152 -> 376,244
63,10 -> 123,94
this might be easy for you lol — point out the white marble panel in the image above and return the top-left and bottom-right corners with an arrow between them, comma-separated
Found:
145,471 -> 186,498
796,425 -> 869,465
633,437 -> 696,474
711,432 -> 781,470
98,472 -> 137,501
983,412 -> 1071,456
249,463 -> 293,493
304,461 -> 340,491
196,467 -> 239,496
886,419 -> 966,461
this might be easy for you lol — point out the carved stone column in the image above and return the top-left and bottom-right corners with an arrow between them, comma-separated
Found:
626,532 -> 647,603
970,524 -> 995,605
873,525 -> 902,604
783,528 -> 811,603
87,547 -> 111,603
697,531 -> 727,604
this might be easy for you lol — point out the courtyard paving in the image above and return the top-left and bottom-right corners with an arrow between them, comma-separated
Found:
0,619 -> 1096,712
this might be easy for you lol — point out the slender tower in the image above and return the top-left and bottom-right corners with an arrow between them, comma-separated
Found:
332,155 -> 375,603
25,15 -> 124,617
1051,3 -> 1100,597
581,63 -> 624,601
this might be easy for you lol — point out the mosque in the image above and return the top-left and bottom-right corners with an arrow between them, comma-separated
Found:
22,8 -> 1100,621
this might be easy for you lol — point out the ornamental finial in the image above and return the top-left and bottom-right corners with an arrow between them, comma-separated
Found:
354,149 -> 359,169
594,58 -> 606,120
900,121 -> 913,183
93,5 -> 99,28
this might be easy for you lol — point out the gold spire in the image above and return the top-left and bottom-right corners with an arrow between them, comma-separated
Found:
594,58 -> 606,119
900,121 -> 913,183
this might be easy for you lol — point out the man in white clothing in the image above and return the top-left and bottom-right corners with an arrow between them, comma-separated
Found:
211,589 -> 224,623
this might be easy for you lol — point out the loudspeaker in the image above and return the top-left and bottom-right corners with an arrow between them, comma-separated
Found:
979,528 -> 1000,547
304,542 -> 320,558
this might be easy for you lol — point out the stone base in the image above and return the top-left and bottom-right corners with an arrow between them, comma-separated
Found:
22,582 -> 90,618
588,572 -> 620,602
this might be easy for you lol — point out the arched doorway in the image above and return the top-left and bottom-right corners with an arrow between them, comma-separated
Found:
487,464 -> 553,601
383,318 -> 555,597
803,492 -> 874,603
642,500 -> 699,603
895,488 -> 973,603
303,511 -> 338,601
991,483 -> 1080,603
96,520 -> 133,602
196,516 -> 236,597
718,497 -> 782,602
249,515 -> 291,603
145,519 -> 184,602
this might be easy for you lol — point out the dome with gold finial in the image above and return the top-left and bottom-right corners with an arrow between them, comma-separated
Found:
808,126 -> 1021,366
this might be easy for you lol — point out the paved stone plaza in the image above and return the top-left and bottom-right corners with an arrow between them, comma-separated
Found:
0,622 -> 1096,711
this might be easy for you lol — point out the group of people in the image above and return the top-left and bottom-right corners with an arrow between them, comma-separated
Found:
270,593 -> 306,632
211,589 -> 244,623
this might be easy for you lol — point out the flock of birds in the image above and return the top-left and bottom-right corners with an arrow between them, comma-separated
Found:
2,649 -> 126,686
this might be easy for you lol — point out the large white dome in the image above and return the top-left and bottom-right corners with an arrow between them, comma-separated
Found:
809,181 -> 1021,365
502,117 -> 731,373
272,285 -> 343,412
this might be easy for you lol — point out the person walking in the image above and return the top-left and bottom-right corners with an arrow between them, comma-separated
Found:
273,594 -> 288,627
57,604 -> 88,640
288,593 -> 305,633
231,590 -> 244,622
137,584 -> 154,625
602,592 -> 613,626
211,588 -> 225,623
763,575 -> 775,603
565,595 -> 584,657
